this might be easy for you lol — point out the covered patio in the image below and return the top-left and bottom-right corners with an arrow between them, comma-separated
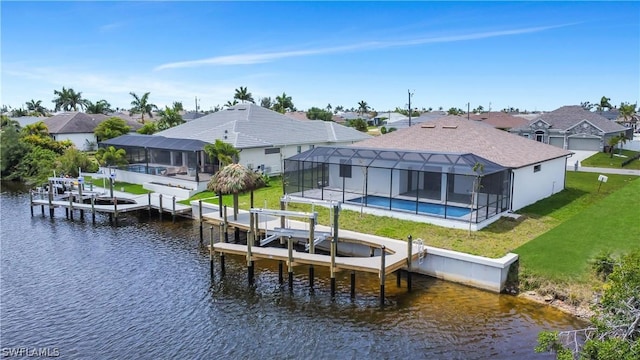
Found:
99,134 -> 215,184
283,146 -> 512,227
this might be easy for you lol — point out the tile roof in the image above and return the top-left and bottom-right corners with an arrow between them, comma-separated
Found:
155,103 -> 371,149
44,112 -> 108,134
514,105 -> 628,133
468,112 -> 529,130
353,115 -> 571,169
44,112 -> 143,134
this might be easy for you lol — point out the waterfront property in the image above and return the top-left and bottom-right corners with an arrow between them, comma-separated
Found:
283,116 -> 571,230
193,198 -> 518,293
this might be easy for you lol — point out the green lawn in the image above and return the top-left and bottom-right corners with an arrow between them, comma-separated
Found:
581,149 -> 640,170
515,176 -> 640,282
83,175 -> 150,195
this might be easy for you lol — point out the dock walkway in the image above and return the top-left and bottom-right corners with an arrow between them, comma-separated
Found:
201,206 -> 424,277
30,187 -> 192,221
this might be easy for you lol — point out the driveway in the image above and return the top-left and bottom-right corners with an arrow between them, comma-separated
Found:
566,150 -> 598,168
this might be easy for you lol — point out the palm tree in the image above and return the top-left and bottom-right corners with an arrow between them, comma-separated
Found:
273,92 -> 294,113
260,97 -> 273,109
21,121 -> 49,137
225,99 -> 238,108
25,99 -> 47,116
129,92 -> 157,123
234,86 -> 255,103
95,146 -> 128,167
598,96 -> 613,113
358,100 -> 369,117
52,87 -> 87,111
207,163 -> 264,221
204,139 -> 240,170
156,106 -> 185,131
85,99 -> 113,114
618,102 -> 637,124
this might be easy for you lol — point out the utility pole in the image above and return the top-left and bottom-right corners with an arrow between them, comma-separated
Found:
408,89 -> 414,127
195,97 -> 199,112
467,102 -> 470,120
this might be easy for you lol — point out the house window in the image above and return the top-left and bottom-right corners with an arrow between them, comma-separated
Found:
297,146 -> 301,154
534,164 -> 541,173
535,131 -> 544,142
265,148 -> 280,155
339,159 -> 352,178
523,134 -> 530,139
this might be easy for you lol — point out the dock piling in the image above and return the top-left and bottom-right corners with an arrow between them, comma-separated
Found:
148,193 -> 152,217
247,213 -> 254,286
278,261 -> 284,285
407,235 -> 413,292
219,224 -> 226,276
287,236 -> 293,290
91,196 -> 96,224
29,191 -> 34,216
69,194 -> 74,220
172,196 -> 176,223
396,271 -> 401,287
158,194 -> 163,221
380,245 -> 386,307
210,226 -> 214,280
330,237 -> 336,298
198,200 -> 203,243
350,271 -> 356,299
113,197 -> 118,226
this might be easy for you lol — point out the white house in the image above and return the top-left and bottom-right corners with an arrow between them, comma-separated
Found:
44,112 -> 142,151
155,103 -> 372,175
283,116 -> 571,230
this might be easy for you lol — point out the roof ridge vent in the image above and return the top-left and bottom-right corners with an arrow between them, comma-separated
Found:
421,124 -> 436,128
442,125 -> 458,129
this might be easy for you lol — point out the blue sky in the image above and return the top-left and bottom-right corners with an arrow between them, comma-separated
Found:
2,1 -> 639,113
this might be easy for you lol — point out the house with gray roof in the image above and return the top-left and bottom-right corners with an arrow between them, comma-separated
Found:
155,103 -> 371,175
510,105 -> 631,151
283,116 -> 570,230
385,111 -> 447,129
43,112 -> 141,151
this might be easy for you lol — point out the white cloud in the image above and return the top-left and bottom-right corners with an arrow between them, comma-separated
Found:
155,24 -> 573,71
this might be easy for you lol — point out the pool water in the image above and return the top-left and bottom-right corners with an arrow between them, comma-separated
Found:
349,195 -> 470,217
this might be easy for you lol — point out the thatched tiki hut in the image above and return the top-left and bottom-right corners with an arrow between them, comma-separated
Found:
207,163 -> 264,220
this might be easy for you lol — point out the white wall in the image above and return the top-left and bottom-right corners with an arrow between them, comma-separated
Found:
54,133 -> 97,151
511,157 -> 567,211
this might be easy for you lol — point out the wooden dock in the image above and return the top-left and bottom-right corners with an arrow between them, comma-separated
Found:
30,188 -> 192,223
197,201 -> 426,305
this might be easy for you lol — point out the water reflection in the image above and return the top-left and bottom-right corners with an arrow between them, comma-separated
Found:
1,184 -> 586,359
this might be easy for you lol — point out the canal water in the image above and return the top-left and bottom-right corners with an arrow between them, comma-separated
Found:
0,183 -> 586,359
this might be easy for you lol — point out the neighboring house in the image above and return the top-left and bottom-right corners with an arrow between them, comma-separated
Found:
387,111 -> 447,129
10,116 -> 43,127
283,116 -> 570,230
44,112 -> 142,151
285,111 -> 346,124
510,106 -> 631,151
468,112 -> 529,131
181,111 -> 206,121
375,112 -> 408,126
155,103 -> 371,175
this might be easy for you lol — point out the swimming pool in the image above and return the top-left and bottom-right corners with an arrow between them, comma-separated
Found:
349,195 -> 470,217
127,164 -> 167,175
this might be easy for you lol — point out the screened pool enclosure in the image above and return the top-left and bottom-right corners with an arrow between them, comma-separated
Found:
283,147 -> 512,224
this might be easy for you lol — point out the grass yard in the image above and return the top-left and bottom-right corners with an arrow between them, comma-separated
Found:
184,172 -> 638,260
581,149 -> 640,170
83,175 -> 150,195
515,177 -> 640,283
